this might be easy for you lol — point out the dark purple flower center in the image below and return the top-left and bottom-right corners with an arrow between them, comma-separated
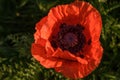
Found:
50,23 -> 86,54
63,33 -> 78,47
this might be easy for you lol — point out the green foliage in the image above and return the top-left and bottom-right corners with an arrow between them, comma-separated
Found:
0,0 -> 120,80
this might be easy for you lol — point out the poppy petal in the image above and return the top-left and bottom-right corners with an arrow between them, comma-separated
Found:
89,42 -> 103,65
45,40 -> 54,57
34,16 -> 48,43
52,48 -> 88,64
55,62 -> 84,78
55,61 -> 93,79
47,2 -> 80,25
31,43 -> 63,68
55,44 -> 102,79
85,10 -> 102,42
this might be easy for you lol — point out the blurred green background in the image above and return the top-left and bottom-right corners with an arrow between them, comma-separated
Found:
0,0 -> 120,80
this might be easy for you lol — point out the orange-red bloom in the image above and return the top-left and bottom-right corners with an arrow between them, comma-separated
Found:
31,1 -> 103,79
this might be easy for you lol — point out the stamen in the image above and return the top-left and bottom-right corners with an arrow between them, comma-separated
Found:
50,23 -> 86,54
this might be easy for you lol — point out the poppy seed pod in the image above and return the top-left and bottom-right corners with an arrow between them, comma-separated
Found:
31,1 -> 103,79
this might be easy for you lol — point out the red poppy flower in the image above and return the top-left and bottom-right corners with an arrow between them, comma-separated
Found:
31,1 -> 103,79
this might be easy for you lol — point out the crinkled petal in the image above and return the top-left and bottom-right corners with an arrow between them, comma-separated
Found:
31,43 -> 63,68
34,16 -> 48,43
89,42 -> 103,65
55,61 -> 93,79
85,9 -> 102,42
55,42 -> 103,79
55,62 -> 84,78
52,48 -> 88,64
